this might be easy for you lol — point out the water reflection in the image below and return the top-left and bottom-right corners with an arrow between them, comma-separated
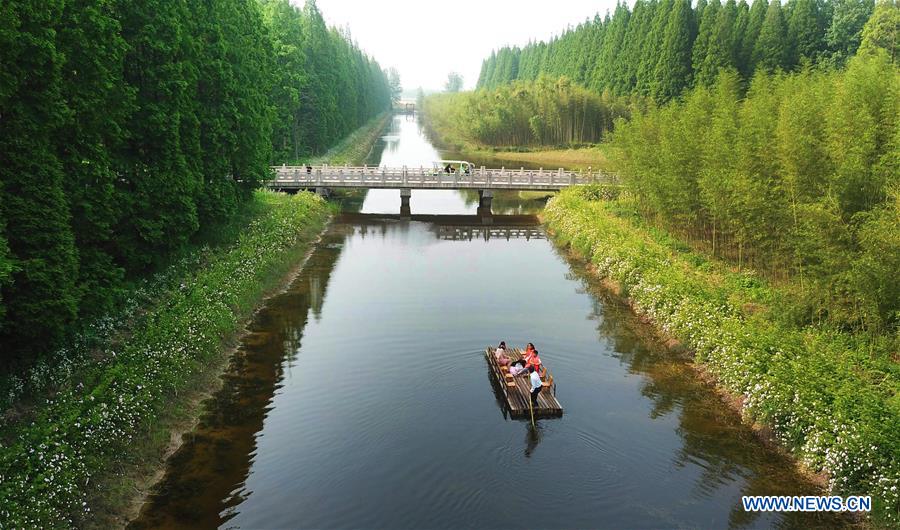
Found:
129,237 -> 346,529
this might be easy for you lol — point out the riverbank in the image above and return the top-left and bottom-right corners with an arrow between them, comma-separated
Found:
310,112 -> 391,166
0,191 -> 332,527
543,187 -> 900,526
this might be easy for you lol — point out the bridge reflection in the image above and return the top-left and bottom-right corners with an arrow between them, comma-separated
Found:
336,213 -> 546,241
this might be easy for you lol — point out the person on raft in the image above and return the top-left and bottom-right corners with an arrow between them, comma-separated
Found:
511,343 -> 541,371
494,341 -> 510,366
525,365 -> 542,408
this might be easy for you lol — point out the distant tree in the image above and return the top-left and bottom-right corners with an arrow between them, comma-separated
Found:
826,0 -> 875,66
740,0 -> 768,74
753,0 -> 790,71
637,0 -> 672,96
859,0 -> 900,63
652,0 -> 695,100
788,0 -> 826,66
388,67 -> 402,104
693,0 -> 722,79
445,71 -> 464,92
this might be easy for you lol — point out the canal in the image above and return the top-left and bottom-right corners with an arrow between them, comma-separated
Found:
131,115 -> 845,529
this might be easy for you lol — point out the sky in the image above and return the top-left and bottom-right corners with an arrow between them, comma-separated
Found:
311,0 -> 622,93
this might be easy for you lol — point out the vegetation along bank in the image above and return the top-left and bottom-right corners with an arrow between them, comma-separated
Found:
544,186 -> 899,524
0,191 -> 331,527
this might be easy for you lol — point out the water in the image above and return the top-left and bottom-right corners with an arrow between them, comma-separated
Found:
131,115 -> 846,529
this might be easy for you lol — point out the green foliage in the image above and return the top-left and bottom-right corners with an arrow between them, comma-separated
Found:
859,0 -> 900,63
611,54 -> 900,333
0,0 -> 80,359
826,0 -> 875,66
544,189 -> 900,525
476,0 -> 870,102
261,0 -> 391,164
753,0 -> 790,71
423,76 -> 630,148
0,191 -> 330,527
651,0 -> 696,100
0,0 -> 391,369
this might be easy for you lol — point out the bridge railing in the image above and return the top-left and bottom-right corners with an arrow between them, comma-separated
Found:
267,164 -> 617,189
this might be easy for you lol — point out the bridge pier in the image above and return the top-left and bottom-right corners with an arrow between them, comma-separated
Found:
477,190 -> 494,218
315,187 -> 331,198
400,188 -> 411,218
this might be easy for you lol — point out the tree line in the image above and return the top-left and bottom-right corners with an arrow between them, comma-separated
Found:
424,76 -> 631,147
612,48 -> 898,333
0,0 -> 391,369
478,0 -> 878,101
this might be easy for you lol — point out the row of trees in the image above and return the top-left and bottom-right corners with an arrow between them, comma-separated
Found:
611,51 -> 898,332
0,0 -> 392,368
478,0 -> 879,101
425,76 -> 631,147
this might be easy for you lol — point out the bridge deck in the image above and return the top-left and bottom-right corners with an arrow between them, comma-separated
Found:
485,347 -> 563,419
269,165 -> 608,191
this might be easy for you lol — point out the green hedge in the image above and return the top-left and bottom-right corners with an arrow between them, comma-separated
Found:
0,190 -> 330,527
544,189 -> 900,525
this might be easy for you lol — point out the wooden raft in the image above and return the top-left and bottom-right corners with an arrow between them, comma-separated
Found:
485,347 -> 563,419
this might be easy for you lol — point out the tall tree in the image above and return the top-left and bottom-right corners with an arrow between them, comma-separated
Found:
859,0 -> 900,63
55,0 -> 132,317
788,0 -> 826,66
0,0 -> 80,361
693,0 -> 722,78
637,0 -> 673,95
115,0 -> 202,269
618,0 -> 656,93
697,0 -> 740,86
388,67 -> 402,104
652,0 -> 695,100
593,2 -> 630,92
740,0 -> 769,74
445,71 -> 464,92
826,0 -> 875,66
753,0 -> 790,71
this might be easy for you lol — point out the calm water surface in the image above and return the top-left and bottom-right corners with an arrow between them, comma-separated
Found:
131,115 -> 846,529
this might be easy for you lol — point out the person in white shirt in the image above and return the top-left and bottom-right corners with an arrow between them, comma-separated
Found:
525,366 -> 542,408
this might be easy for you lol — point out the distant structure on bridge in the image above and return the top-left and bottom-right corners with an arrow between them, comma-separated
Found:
267,164 -> 614,217
392,100 -> 416,113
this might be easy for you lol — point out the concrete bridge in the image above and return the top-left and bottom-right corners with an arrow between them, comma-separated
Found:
267,164 -> 610,215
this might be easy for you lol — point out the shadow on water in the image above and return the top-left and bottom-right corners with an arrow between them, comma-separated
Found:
128,233 -> 347,530
556,248 -> 851,529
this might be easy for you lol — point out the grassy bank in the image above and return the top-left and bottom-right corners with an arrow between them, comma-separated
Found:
310,112 -> 390,166
0,190 -> 331,527
543,187 -> 900,525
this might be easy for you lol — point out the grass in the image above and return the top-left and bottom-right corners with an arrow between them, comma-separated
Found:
543,187 -> 900,526
0,190 -> 332,528
478,146 -> 613,172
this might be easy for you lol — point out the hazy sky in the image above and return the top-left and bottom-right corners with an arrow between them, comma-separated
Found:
313,0 -> 621,92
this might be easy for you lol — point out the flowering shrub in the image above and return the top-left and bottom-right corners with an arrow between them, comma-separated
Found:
544,189 -> 900,526
0,190 -> 330,527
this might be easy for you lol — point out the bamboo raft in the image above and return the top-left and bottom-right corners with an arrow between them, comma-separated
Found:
485,347 -> 563,419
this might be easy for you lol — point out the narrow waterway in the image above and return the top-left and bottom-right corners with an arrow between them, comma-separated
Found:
132,115 -> 845,529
